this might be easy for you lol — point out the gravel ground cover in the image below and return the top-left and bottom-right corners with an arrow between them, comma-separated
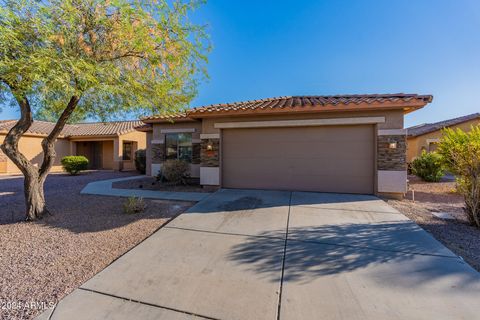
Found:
0,171 -> 194,320
387,175 -> 480,272
112,176 -> 211,193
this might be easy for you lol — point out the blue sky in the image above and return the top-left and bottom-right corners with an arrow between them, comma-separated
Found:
1,0 -> 480,127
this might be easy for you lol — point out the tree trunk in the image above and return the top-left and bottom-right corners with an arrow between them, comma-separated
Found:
0,94 -> 79,221
24,172 -> 48,221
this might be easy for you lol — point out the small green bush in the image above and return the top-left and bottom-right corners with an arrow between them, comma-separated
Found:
411,151 -> 444,182
159,159 -> 189,185
61,156 -> 89,175
135,149 -> 146,174
123,196 -> 146,214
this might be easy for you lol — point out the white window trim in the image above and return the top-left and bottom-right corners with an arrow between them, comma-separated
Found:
214,117 -> 385,129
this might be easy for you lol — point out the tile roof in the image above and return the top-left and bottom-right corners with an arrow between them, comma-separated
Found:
67,120 -> 145,137
189,94 -> 433,115
141,111 -> 192,122
407,113 -> 480,137
0,120 -> 144,138
142,94 -> 433,121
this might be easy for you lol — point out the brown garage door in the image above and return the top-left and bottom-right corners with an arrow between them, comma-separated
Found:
222,125 -> 374,194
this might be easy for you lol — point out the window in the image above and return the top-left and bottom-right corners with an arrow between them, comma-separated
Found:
165,133 -> 192,162
123,141 -> 133,160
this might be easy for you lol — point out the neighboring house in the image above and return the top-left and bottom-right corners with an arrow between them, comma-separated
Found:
0,120 -> 146,174
406,113 -> 480,162
138,94 -> 433,198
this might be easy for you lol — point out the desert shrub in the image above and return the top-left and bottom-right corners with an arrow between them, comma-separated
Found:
61,156 -> 89,175
135,149 -> 146,174
437,126 -> 480,227
123,196 -> 146,214
411,151 -> 444,182
159,159 -> 190,185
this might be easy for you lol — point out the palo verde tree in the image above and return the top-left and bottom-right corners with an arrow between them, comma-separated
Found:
437,126 -> 480,227
0,0 -> 208,220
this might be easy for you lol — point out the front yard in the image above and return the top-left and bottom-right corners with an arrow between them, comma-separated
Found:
388,175 -> 480,271
1,171 -> 479,319
0,171 -> 194,320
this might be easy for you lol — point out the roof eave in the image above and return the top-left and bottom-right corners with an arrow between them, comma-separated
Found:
0,130 -> 67,139
135,124 -> 153,132
407,114 -> 480,138
141,117 -> 199,124
68,134 -> 117,140
188,101 -> 431,119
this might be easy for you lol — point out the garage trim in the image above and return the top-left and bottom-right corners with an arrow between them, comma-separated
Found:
214,117 -> 385,129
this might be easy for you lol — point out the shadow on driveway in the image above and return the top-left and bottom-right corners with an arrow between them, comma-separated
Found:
228,222 -> 479,288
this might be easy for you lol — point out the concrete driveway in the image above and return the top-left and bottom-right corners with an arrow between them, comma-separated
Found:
39,190 -> 480,320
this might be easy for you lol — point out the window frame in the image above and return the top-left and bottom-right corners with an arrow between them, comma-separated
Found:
164,133 -> 193,163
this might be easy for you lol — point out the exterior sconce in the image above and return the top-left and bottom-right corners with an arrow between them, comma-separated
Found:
389,141 -> 397,149
206,143 -> 213,151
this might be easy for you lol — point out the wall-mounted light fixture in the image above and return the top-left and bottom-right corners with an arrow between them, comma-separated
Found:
389,141 -> 397,149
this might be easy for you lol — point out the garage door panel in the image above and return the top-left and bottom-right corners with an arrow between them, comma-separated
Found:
222,126 -> 374,194
224,141 -> 369,158
223,156 -> 370,175
224,169 -> 372,184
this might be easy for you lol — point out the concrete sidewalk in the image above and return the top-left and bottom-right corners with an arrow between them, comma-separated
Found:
80,175 -> 211,202
38,189 -> 480,320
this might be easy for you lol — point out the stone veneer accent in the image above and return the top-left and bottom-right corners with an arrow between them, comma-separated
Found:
192,143 -> 201,165
377,135 -> 407,171
151,143 -> 165,164
201,138 -> 219,167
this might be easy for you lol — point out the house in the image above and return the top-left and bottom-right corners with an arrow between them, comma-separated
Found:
406,113 -> 480,162
0,120 -> 146,174
139,94 -> 433,198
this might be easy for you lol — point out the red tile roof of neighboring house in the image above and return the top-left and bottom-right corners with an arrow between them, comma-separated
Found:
67,120 -> 145,137
0,120 -> 144,138
407,113 -> 480,137
141,111 -> 194,123
141,94 -> 433,122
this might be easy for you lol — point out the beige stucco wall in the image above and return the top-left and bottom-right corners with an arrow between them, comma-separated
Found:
406,118 -> 480,162
117,130 -> 147,171
1,129 -> 146,174
201,110 -> 404,134
0,133 -> 71,174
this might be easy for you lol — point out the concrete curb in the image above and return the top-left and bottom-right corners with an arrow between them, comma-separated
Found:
80,176 -> 210,202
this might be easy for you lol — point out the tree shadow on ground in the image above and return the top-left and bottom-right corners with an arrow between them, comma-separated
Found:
228,222 -> 480,289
